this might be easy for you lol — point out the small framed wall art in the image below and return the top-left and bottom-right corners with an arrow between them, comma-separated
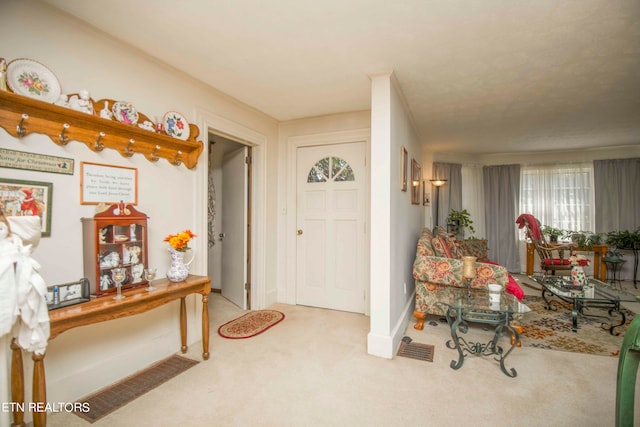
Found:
401,146 -> 408,191
0,178 -> 53,236
411,159 -> 421,205
423,182 -> 430,206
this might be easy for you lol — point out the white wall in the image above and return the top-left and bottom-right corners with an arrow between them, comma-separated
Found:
368,73 -> 423,358
0,0 -> 278,419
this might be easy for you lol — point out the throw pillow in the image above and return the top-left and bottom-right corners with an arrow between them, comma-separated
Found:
432,236 -> 454,258
417,228 -> 435,257
433,226 -> 449,237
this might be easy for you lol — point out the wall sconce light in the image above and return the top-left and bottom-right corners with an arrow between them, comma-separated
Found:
412,179 -> 420,187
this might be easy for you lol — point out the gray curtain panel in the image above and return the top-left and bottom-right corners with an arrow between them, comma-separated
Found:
483,164 -> 521,271
593,158 -> 640,232
432,162 -> 462,228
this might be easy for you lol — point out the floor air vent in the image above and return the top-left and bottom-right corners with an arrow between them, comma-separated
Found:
397,336 -> 434,362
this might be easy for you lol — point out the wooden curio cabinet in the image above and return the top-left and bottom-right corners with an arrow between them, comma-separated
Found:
82,203 -> 149,297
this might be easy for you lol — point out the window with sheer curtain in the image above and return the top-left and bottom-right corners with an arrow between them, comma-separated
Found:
519,162 -> 595,235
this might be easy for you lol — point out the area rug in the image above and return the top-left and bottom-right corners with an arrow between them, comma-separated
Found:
74,355 -> 199,423
218,310 -> 285,339
518,295 -> 635,357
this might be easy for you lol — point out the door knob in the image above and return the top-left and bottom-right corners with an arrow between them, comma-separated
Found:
297,229 -> 303,235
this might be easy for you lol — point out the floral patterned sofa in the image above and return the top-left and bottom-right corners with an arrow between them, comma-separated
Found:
412,227 -> 516,330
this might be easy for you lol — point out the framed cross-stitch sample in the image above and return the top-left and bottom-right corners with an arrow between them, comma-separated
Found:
0,178 -> 53,236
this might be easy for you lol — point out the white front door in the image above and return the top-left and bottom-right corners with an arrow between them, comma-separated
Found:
221,146 -> 248,309
296,142 -> 366,313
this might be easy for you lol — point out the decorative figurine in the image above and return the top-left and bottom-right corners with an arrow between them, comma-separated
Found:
131,263 -> 144,283
68,94 -> 80,111
0,58 -> 7,92
100,274 -> 111,290
99,227 -> 108,244
54,94 -> 69,108
99,101 -> 113,120
138,120 -> 155,132
78,89 -> 93,114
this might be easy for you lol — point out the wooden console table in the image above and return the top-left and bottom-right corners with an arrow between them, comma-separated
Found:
526,243 -> 608,281
10,275 -> 211,427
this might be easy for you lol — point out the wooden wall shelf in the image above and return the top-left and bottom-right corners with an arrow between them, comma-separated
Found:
0,91 -> 204,169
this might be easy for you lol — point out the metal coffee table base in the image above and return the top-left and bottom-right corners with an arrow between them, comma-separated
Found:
445,306 -> 521,378
542,288 -> 627,335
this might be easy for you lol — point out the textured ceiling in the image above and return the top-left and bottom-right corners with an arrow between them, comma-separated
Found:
42,0 -> 640,154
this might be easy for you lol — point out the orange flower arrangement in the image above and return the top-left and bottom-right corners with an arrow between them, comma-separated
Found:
164,229 -> 197,252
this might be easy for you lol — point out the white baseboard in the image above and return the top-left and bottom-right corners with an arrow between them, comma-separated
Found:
367,290 -> 416,359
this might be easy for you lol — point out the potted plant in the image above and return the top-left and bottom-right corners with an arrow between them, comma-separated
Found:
606,230 -> 635,252
446,209 -> 475,239
566,230 -> 603,250
541,225 -> 564,243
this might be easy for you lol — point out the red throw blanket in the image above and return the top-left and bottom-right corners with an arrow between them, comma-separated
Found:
484,260 -> 524,301
516,213 -> 541,241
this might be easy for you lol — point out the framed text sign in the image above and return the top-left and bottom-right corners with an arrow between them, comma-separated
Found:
80,162 -> 138,205
0,148 -> 74,175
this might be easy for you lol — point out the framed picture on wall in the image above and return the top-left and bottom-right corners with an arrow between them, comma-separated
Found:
411,159 -> 421,205
80,162 -> 138,205
423,183 -> 430,206
401,146 -> 408,191
0,178 -> 53,236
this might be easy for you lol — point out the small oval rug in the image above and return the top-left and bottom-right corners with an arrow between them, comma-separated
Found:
218,310 -> 285,339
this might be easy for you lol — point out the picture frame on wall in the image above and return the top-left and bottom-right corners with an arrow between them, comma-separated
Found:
0,178 -> 53,236
401,146 -> 408,191
423,183 -> 430,206
411,159 -> 421,205
80,162 -> 138,205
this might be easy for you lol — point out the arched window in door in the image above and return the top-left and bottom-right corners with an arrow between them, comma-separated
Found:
307,156 -> 355,183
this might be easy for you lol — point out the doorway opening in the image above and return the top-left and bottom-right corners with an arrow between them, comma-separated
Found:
208,133 -> 252,310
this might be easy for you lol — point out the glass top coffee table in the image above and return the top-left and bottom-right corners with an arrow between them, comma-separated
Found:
529,275 -> 636,335
436,286 -> 530,378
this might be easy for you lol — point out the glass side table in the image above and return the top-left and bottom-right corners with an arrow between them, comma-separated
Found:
436,287 -> 530,378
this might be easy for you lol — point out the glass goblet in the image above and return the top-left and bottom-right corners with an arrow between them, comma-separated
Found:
112,267 -> 126,300
144,267 -> 157,291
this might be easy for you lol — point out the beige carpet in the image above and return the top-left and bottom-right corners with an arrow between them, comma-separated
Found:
48,276 -> 640,427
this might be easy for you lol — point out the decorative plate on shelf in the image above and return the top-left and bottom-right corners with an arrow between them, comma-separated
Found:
112,101 -> 139,126
162,111 -> 190,140
6,58 -> 61,103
